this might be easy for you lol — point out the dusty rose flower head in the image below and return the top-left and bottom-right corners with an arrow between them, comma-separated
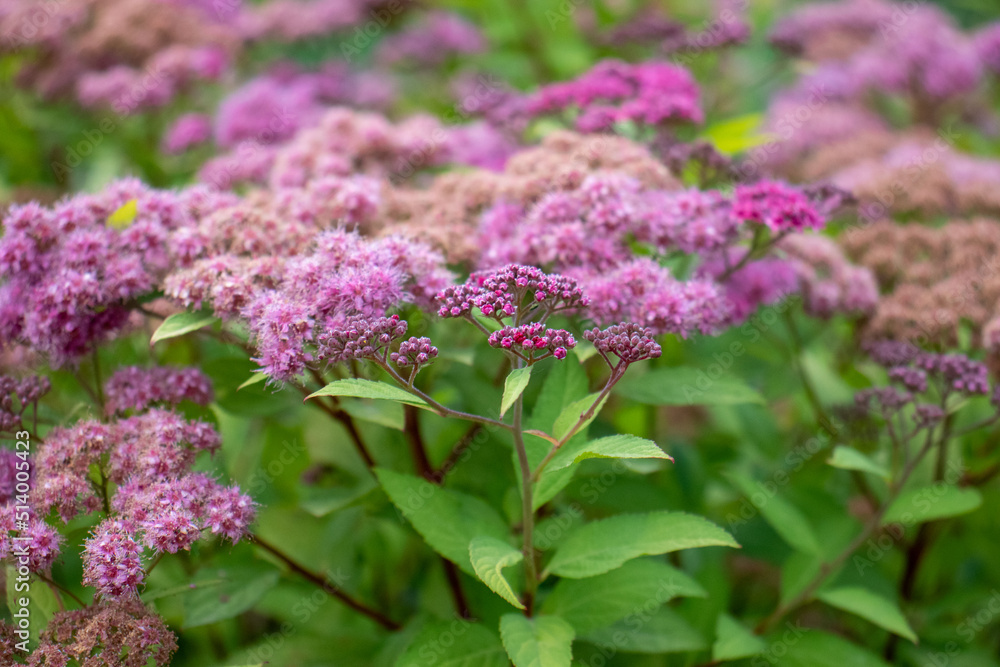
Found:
318,314 -> 409,366
83,519 -> 145,598
390,337 -> 440,368
527,59 -> 703,132
436,264 -> 589,324
31,600 -> 176,667
584,323 -> 662,367
844,219 -> 1000,348
104,365 -> 213,415
0,0 -> 238,108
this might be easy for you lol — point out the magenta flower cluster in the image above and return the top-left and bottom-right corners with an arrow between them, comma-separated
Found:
857,342 -> 994,428
477,173 -> 850,336
584,323 -> 662,366
527,60 -> 704,132
0,377 -> 256,599
437,264 -> 589,324
103,366 -> 214,415
0,375 -> 50,434
230,230 -> 451,382
488,323 -> 577,361
0,179 -> 238,364
376,11 -> 485,67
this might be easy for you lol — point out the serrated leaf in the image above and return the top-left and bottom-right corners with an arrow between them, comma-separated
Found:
545,434 -> 672,472
500,614 -> 574,667
882,485 -> 982,526
727,472 -> 820,554
307,378 -> 428,407
541,559 -> 706,633
713,613 -> 766,661
818,587 -> 917,643
501,366 -> 533,418
616,367 -> 764,406
827,446 -> 890,480
150,312 -> 218,345
582,607 -> 707,654
544,512 -> 739,579
552,392 -> 608,441
107,198 -> 138,229
395,620 -> 508,667
469,536 -> 525,609
375,469 -> 509,575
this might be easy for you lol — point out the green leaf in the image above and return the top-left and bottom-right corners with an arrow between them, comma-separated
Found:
615,367 -> 764,406
727,472 -> 820,554
300,481 -> 379,517
581,607 -> 707,654
307,379 -> 429,407
552,392 -> 608,441
712,613 -> 767,661
544,512 -> 739,579
546,434 -> 672,472
395,620 -> 508,667
541,559 -> 706,633
818,587 -> 917,643
238,373 -> 267,391
106,198 -> 138,229
150,311 -> 218,345
775,629 -> 891,667
7,567 -> 63,648
339,397 -> 405,430
827,446 -> 890,480
703,113 -> 774,156
182,567 -> 280,628
882,485 -> 982,526
375,469 -> 509,575
469,536 -> 525,610
501,366 -> 533,418
500,614 -> 574,667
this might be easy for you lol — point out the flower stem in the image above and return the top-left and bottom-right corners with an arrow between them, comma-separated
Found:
755,428 -> 939,634
510,360 -> 538,615
253,534 -> 400,631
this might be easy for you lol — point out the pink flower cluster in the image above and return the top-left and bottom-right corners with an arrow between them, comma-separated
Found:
436,264 -> 589,323
488,324 -> 577,362
732,181 -> 824,232
231,230 -> 451,382
162,113 -> 213,154
77,46 -> 229,114
976,22 -> 1000,76
476,173 -> 845,335
391,337 -> 440,368
103,366 -> 214,415
0,375 -> 50,433
22,409 -> 252,599
200,106 -> 450,189
318,314 -> 409,366
857,343 -> 995,428
0,501 -> 63,572
527,60 -> 704,132
376,11 -> 485,67
771,0 -> 985,112
0,180 -> 238,364
584,323 -> 662,366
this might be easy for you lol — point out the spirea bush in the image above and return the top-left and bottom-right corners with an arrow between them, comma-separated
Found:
2,0 -> 1000,666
